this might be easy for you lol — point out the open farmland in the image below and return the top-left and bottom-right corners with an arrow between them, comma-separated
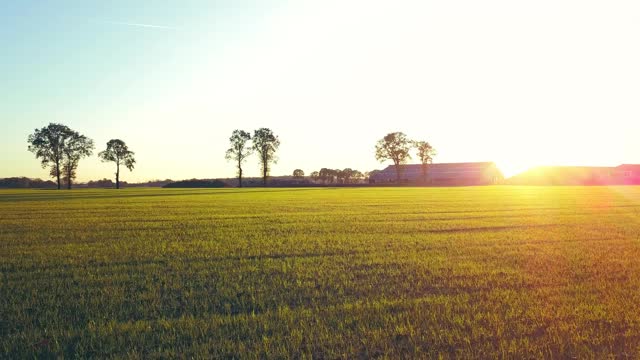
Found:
2,187 -> 640,358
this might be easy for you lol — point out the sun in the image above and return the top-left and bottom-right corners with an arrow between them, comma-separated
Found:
495,159 -> 539,179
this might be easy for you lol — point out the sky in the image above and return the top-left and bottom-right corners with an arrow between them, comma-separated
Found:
1,0 -> 639,182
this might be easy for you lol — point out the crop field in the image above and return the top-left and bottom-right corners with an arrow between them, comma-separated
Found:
2,186 -> 640,358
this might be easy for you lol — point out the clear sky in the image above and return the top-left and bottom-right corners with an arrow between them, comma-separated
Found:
2,0 -> 639,182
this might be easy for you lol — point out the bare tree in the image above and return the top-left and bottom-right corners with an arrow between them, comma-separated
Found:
252,128 -> 280,186
375,132 -> 412,183
98,139 -> 136,189
414,141 -> 437,184
225,130 -> 252,188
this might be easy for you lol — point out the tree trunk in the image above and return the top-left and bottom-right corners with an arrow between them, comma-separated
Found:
55,161 -> 61,190
67,167 -> 72,190
263,168 -> 267,186
422,164 -> 427,185
395,161 -> 402,183
238,161 -> 243,188
116,162 -> 120,189
263,158 -> 268,187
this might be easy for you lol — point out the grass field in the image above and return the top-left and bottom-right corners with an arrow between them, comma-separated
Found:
2,186 -> 640,358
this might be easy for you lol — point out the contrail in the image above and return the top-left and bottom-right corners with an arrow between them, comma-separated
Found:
94,20 -> 177,30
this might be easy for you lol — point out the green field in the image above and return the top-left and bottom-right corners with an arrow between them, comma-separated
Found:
2,186 -> 640,358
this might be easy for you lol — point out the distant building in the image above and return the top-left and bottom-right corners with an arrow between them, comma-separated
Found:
617,165 -> 640,183
369,162 -> 504,186
508,164 -> 640,185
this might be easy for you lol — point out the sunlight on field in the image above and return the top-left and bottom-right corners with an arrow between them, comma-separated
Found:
2,186 -> 640,358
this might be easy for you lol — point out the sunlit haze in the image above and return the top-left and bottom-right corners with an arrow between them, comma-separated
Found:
2,0 -> 639,181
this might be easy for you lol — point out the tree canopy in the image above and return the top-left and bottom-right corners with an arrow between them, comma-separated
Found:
414,141 -> 437,183
27,123 -> 93,189
98,139 -> 136,189
293,169 -> 305,178
375,132 -> 413,182
225,130 -> 252,188
415,141 -> 436,165
62,132 -> 94,189
252,128 -> 280,186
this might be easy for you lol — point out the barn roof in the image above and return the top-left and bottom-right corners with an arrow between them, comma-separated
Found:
381,162 -> 496,172
528,166 -> 613,172
617,164 -> 640,170
371,162 -> 500,181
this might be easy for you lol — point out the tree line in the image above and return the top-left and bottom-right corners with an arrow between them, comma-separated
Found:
28,124 -> 432,190
224,129 -> 435,187
0,177 -> 57,189
307,168 -> 366,184
224,129 -> 368,186
27,123 -> 136,190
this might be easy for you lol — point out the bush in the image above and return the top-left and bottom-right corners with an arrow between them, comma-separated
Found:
0,177 -> 57,189
162,179 -> 228,188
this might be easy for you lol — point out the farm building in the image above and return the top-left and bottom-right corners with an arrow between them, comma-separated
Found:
617,165 -> 640,183
369,162 -> 504,186
508,164 -> 640,185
